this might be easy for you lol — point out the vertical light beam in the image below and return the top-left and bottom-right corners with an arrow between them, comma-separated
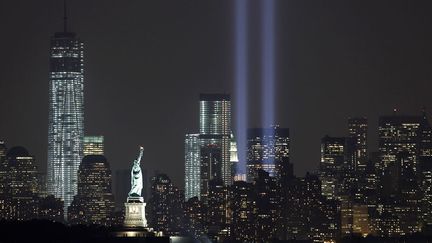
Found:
262,0 -> 276,165
234,0 -> 248,176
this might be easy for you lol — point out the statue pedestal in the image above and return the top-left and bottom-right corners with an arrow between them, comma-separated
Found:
124,197 -> 147,228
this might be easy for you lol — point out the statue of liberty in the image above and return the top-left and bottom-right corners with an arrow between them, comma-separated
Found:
128,146 -> 144,197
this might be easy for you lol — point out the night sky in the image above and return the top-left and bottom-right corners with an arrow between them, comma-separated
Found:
1,0 -> 432,187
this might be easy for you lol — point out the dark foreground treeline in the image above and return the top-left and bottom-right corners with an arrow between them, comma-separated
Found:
0,220 -> 168,243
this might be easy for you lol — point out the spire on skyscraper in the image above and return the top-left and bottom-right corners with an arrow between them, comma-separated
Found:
63,0 -> 68,32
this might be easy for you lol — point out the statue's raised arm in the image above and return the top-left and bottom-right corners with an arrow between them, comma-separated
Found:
137,146 -> 144,164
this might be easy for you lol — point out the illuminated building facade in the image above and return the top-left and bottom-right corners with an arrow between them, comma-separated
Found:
199,94 -> 232,202
348,117 -> 368,171
228,181 -> 255,242
319,136 -> 355,200
230,133 -> 242,180
47,18 -> 84,216
68,155 -> 115,226
6,147 -> 39,220
83,136 -> 104,156
378,115 -> 423,172
185,134 -> 200,200
246,125 -> 289,182
206,180 -> 230,240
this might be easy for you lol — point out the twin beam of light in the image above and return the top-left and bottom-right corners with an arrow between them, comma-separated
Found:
234,0 -> 276,176
261,0 -> 276,166
234,0 -> 248,176
262,0 -> 276,130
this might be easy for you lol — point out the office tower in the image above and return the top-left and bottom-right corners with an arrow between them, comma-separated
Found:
83,136 -> 104,156
348,117 -> 368,171
199,94 -> 232,201
47,6 -> 84,216
185,134 -> 200,200
246,125 -> 289,182
206,180 -> 229,240
319,136 -> 355,200
6,146 -> 39,220
149,174 -> 184,236
377,152 -> 422,236
68,155 -> 115,226
184,197 -> 206,238
378,114 -> 426,172
228,181 -> 255,242
253,170 -> 281,241
352,204 -> 370,237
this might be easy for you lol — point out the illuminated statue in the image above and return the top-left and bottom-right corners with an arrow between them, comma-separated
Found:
128,146 -> 144,197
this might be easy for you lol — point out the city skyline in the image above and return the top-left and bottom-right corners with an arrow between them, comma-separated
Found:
3,0 -> 432,188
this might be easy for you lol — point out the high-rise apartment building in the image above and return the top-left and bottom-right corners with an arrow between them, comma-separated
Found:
47,9 -> 84,216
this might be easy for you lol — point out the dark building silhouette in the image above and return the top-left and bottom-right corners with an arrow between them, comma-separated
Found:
348,117 -> 368,171
38,195 -> 64,222
253,169 -> 281,241
148,174 -> 184,236
184,196 -> 205,238
227,181 -> 255,242
206,180 -> 229,240
68,155 -> 115,226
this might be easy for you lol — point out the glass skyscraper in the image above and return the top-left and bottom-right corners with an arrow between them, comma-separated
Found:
47,17 -> 84,216
199,94 -> 232,202
185,134 -> 201,200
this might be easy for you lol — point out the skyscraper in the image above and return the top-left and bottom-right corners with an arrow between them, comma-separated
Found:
246,125 -> 290,182
6,147 -> 39,220
348,117 -> 368,171
199,94 -> 232,201
149,174 -> 184,236
378,115 -> 424,172
319,136 -> 354,199
47,5 -> 84,215
83,136 -> 104,156
185,134 -> 200,200
68,155 -> 115,226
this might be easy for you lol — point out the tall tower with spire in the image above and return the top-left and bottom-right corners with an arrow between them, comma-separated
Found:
47,1 -> 84,217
